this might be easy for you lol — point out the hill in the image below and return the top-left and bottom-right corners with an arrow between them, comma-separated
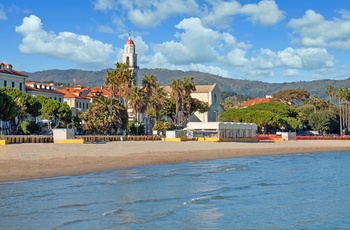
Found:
25,68 -> 349,98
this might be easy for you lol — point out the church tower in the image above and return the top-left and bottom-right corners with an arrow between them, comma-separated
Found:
122,34 -> 139,85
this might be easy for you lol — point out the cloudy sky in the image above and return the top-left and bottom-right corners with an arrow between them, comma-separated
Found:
1,0 -> 350,83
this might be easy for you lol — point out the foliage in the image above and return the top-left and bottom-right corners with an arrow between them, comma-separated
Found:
152,119 -> 171,135
0,90 -> 16,121
81,96 -> 127,135
308,110 -> 338,135
221,101 -> 301,133
36,95 -> 72,127
272,89 -> 310,105
0,87 -> 42,134
128,121 -> 145,135
20,121 -> 39,135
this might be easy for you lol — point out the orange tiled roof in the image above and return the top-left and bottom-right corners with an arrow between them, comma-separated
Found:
57,89 -> 90,99
241,98 -> 271,107
0,62 -> 27,77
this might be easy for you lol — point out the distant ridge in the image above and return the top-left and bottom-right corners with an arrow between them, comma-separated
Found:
25,68 -> 349,98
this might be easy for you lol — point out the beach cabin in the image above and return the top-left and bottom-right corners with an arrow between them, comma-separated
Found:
185,122 -> 258,142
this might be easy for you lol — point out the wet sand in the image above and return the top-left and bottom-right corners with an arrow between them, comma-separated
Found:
0,140 -> 349,182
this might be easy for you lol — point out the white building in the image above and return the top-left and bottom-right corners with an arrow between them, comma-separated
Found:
0,62 -> 27,92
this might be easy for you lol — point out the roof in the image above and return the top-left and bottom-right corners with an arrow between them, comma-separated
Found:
0,62 -> 27,77
125,35 -> 134,45
193,83 -> 217,93
26,85 -> 64,95
241,97 -> 271,107
57,89 -> 90,100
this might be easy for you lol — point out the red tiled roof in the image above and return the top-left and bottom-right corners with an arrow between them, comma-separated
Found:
57,89 -> 90,99
241,98 -> 271,107
0,63 -> 27,77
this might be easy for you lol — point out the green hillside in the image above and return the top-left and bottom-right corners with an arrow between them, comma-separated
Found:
25,68 -> 349,98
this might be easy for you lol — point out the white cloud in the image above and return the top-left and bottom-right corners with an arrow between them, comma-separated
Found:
93,0 -> 200,28
285,69 -> 299,77
128,0 -> 199,28
203,0 -> 284,27
153,17 -> 219,64
0,4 -> 7,20
15,15 -> 115,68
240,0 -> 285,26
93,0 -> 117,10
288,9 -> 350,50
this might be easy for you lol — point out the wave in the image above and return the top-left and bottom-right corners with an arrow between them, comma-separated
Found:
102,208 -> 123,216
58,203 -> 89,209
183,195 -> 226,205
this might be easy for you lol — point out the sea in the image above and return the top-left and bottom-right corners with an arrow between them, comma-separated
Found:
1,151 -> 350,230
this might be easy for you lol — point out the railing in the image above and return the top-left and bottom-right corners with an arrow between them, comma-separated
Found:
258,134 -> 350,141
2,135 -> 53,144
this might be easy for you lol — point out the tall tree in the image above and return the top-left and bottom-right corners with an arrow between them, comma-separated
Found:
129,85 -> 147,121
182,77 -> 196,124
170,79 -> 184,124
325,85 -> 335,111
141,74 -> 158,134
105,62 -> 135,134
149,85 -> 167,121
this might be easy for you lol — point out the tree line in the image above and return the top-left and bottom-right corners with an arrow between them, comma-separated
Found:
221,86 -> 350,136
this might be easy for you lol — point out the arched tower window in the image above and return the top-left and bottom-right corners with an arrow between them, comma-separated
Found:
126,56 -> 130,66
214,94 -> 217,103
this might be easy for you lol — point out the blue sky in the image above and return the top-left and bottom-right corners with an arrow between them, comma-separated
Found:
1,0 -> 350,83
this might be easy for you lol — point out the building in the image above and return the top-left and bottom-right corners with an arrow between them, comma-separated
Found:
122,34 -> 139,85
25,80 -> 64,102
57,85 -> 90,116
0,62 -> 27,92
162,83 -> 222,123
185,122 -> 258,140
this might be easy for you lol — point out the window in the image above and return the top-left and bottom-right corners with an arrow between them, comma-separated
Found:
214,94 -> 217,103
59,98 -> 62,102
54,97 -> 57,101
76,102 -> 78,108
12,81 -> 15,88
4,80 -> 7,87
19,83 -> 23,91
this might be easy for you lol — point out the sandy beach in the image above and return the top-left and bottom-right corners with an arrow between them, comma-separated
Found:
0,140 -> 350,182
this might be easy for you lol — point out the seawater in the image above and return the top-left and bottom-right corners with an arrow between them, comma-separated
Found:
1,151 -> 350,230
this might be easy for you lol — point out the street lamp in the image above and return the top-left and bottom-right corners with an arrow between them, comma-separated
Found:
134,121 -> 140,136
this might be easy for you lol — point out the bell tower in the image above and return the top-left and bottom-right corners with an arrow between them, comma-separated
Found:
122,34 -> 139,85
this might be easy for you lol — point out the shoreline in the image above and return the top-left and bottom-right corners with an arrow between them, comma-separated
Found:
1,140 -> 350,182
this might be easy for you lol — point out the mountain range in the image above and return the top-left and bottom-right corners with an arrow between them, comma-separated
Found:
25,68 -> 349,98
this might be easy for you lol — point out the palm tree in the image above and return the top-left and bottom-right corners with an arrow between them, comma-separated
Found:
142,74 -> 158,133
170,79 -> 184,124
129,86 -> 147,121
336,87 -> 348,136
325,85 -> 335,111
83,96 -> 127,134
149,85 -> 167,121
105,62 -> 135,135
182,77 -> 196,124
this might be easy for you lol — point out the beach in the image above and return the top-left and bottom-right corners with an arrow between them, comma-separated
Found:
0,140 -> 350,182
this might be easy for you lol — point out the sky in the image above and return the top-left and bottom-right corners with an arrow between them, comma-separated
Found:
1,0 -> 350,83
